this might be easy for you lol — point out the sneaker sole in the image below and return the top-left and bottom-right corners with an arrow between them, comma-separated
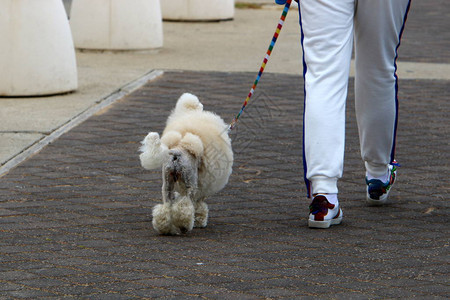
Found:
366,190 -> 389,206
308,209 -> 343,229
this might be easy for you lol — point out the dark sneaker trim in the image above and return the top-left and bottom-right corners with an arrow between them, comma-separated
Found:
309,195 -> 335,221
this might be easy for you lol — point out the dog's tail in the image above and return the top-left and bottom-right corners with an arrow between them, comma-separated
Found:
174,93 -> 203,114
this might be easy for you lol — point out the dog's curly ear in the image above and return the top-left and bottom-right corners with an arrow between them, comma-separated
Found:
180,133 -> 204,157
139,132 -> 168,170
161,131 -> 182,149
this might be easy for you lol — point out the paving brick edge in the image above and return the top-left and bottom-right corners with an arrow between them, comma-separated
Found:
0,69 -> 164,178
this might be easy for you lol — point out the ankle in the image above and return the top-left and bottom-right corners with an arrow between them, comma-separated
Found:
313,193 -> 338,206
366,170 -> 389,182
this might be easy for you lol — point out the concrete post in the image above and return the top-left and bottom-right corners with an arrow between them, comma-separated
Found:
70,0 -> 163,50
161,0 -> 235,21
0,0 -> 78,96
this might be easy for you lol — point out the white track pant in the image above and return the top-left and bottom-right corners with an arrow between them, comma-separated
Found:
299,0 -> 411,196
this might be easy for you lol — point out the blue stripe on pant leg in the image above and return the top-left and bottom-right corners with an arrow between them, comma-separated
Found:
298,4 -> 311,198
391,0 -> 412,164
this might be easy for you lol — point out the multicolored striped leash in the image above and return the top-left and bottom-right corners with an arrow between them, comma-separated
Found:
229,0 -> 293,131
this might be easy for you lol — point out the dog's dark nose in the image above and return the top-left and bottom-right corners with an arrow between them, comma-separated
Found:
169,149 -> 182,162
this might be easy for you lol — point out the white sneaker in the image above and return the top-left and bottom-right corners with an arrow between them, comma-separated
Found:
308,195 -> 343,229
366,162 -> 398,206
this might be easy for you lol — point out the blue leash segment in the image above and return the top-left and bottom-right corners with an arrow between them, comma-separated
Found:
229,0 -> 293,131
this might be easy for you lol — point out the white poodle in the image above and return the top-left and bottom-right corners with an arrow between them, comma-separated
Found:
139,93 -> 233,235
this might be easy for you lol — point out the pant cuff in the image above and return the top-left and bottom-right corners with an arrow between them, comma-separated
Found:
365,162 -> 389,177
310,176 -> 338,195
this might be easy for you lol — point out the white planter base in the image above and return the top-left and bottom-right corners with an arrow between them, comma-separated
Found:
70,0 -> 163,50
0,0 -> 78,97
161,0 -> 234,21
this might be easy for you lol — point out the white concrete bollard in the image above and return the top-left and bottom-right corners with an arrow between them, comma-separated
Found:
0,0 -> 78,96
161,0 -> 234,21
70,0 -> 163,50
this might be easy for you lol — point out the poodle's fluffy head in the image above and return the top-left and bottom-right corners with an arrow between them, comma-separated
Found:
164,148 -> 197,186
163,133 -> 204,195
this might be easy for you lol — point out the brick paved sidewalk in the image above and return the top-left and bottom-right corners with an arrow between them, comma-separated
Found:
0,71 -> 448,298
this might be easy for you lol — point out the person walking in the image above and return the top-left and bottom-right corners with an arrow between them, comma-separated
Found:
275,0 -> 411,228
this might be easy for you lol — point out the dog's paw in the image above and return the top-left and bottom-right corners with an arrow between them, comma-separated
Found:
194,201 -> 208,228
171,196 -> 195,233
152,203 -> 179,235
